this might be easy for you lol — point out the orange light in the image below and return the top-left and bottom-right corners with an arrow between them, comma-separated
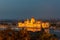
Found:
42,22 -> 50,28
18,17 -> 50,32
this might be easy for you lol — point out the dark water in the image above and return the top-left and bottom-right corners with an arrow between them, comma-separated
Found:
50,29 -> 60,39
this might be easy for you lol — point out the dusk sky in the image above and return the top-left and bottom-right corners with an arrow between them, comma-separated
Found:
0,0 -> 60,19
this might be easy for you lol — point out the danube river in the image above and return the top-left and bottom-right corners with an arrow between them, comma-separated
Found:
50,28 -> 60,40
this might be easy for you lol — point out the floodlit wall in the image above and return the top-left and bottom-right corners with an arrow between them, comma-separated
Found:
18,17 -> 50,32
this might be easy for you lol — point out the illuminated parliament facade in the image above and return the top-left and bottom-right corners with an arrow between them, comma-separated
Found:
18,17 -> 50,32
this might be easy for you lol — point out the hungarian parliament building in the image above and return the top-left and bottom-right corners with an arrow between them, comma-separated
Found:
18,17 -> 50,32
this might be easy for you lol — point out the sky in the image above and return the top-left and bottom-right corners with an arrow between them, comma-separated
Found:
0,0 -> 60,19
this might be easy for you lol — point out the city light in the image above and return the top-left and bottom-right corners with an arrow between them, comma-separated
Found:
18,17 -> 50,32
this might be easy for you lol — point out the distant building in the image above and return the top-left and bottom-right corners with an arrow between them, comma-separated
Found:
18,17 -> 50,32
